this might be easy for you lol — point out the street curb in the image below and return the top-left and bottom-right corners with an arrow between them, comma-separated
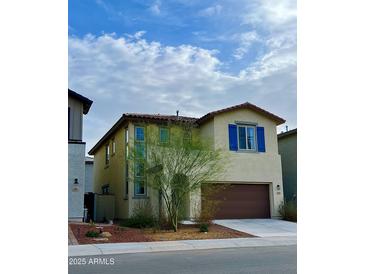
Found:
68,236 -> 297,257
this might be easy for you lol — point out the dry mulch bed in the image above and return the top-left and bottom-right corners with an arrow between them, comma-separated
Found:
69,223 -> 254,245
69,223 -> 152,245
144,224 -> 253,241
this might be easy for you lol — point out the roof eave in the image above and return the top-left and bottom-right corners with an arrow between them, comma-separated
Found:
196,102 -> 286,126
68,89 -> 93,114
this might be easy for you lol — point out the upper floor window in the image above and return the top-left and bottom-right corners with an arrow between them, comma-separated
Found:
112,138 -> 116,155
134,125 -> 147,196
135,126 -> 146,159
105,144 -> 110,165
159,127 -> 169,144
125,127 -> 129,196
135,143 -> 146,158
237,125 -> 256,151
125,127 -> 129,158
135,126 -> 145,142
229,124 -> 266,152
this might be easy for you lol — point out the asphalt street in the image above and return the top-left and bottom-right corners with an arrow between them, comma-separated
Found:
69,245 -> 297,274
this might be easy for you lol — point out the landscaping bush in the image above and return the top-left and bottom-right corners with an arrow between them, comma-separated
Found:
279,200 -> 297,222
85,230 -> 100,238
194,184 -> 229,225
121,201 -> 157,229
199,223 -> 209,233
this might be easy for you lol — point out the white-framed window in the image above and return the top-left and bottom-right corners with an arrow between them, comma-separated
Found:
134,125 -> 147,196
237,125 -> 256,151
105,144 -> 110,165
134,161 -> 146,196
112,138 -> 116,155
125,127 -> 129,196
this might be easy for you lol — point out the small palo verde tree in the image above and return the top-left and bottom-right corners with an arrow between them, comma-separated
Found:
129,122 -> 226,232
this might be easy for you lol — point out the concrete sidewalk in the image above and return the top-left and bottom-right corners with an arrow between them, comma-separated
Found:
68,226 -> 78,245
68,236 -> 296,257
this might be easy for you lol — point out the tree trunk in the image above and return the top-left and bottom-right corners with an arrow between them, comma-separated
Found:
171,211 -> 178,232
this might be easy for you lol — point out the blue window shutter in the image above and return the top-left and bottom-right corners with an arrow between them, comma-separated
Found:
257,126 -> 266,152
228,124 -> 238,151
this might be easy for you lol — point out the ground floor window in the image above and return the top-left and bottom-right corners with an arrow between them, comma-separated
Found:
134,161 -> 146,196
134,178 -> 146,195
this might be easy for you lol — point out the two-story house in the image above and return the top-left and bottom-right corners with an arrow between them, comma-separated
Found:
68,89 -> 93,221
88,102 -> 285,220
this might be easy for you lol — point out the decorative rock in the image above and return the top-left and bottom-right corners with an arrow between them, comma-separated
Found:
93,237 -> 109,241
100,231 -> 112,238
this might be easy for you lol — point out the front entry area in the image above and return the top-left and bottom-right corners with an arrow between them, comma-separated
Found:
202,183 -> 271,219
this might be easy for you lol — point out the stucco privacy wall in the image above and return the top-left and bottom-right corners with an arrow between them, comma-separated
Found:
197,108 -> 284,218
68,143 -> 86,220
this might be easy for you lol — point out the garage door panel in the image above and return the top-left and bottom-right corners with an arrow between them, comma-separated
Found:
202,184 -> 270,219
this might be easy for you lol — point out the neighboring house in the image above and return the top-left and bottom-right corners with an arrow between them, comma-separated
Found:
84,156 -> 94,193
278,128 -> 297,202
68,89 -> 93,221
88,102 -> 285,220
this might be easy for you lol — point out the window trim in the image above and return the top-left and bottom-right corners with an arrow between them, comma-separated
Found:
134,178 -> 147,196
105,143 -> 110,165
124,127 -> 129,197
237,125 -> 257,151
111,137 -> 116,156
134,161 -> 147,196
134,125 -> 147,197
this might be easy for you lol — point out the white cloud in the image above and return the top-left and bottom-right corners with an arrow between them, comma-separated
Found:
233,31 -> 261,60
149,0 -> 161,15
198,4 -> 222,17
69,32 -> 296,152
243,0 -> 296,28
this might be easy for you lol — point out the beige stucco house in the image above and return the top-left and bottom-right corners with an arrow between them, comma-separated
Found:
89,102 -> 286,220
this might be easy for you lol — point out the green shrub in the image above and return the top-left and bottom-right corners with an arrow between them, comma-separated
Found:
121,200 -> 157,229
85,230 -> 100,237
279,200 -> 297,222
199,223 -> 209,232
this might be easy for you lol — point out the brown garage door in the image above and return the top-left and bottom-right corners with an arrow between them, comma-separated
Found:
202,184 -> 270,219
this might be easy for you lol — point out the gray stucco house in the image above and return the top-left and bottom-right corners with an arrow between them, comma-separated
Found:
68,89 -> 93,221
278,128 -> 297,202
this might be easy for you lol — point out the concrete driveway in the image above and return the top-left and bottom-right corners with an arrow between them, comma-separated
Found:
214,219 -> 297,237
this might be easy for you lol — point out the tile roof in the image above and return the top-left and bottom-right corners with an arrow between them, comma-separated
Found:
196,102 -> 285,125
124,113 -> 197,123
88,102 -> 285,155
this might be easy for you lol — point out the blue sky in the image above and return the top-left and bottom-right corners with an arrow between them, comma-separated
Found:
69,0 -> 297,153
